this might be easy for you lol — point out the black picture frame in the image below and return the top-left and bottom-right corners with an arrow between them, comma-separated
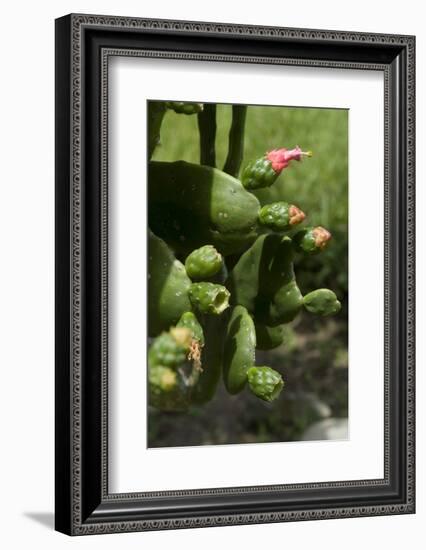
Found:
55,13 -> 415,535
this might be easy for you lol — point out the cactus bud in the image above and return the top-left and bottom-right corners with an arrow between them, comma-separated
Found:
148,364 -> 189,412
176,311 -> 205,345
170,326 -> 192,348
189,282 -> 230,315
258,202 -> 306,231
152,365 -> 177,392
185,245 -> 223,281
293,226 -> 332,254
247,366 -> 284,402
242,146 -> 312,190
165,101 -> 204,115
148,328 -> 192,369
303,289 -> 341,316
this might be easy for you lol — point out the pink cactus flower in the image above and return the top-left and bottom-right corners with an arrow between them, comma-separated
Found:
266,146 -> 312,173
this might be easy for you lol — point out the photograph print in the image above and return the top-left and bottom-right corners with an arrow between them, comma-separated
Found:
147,100 -> 348,449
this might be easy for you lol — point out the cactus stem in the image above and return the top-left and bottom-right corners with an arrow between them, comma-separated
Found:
223,105 -> 247,177
198,103 -> 217,167
148,101 -> 167,159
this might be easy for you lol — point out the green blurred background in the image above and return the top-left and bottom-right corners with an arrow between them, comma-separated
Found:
149,103 -> 348,447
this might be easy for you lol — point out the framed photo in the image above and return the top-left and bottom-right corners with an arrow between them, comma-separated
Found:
55,14 -> 415,535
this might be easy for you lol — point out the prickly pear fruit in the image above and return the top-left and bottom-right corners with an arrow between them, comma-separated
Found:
242,146 -> 312,190
227,234 -> 303,326
148,161 -> 260,255
254,323 -> 285,350
185,245 -> 223,281
166,101 -> 204,115
303,289 -> 341,316
247,366 -> 284,402
189,282 -> 230,315
176,311 -> 205,345
148,230 -> 192,337
148,364 -> 189,412
293,226 -> 332,254
223,305 -> 256,394
258,202 -> 306,232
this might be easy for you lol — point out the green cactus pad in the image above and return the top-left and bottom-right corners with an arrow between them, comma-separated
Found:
303,289 -> 341,316
189,282 -> 230,315
176,311 -> 205,345
148,364 -> 189,412
258,201 -> 305,232
148,161 -> 260,255
223,305 -> 256,394
185,245 -> 223,281
242,157 -> 278,190
293,226 -> 331,255
148,230 -> 192,337
227,234 -> 303,326
207,262 -> 229,285
254,323 -> 285,350
190,315 -> 226,405
247,366 -> 284,402
165,101 -> 204,115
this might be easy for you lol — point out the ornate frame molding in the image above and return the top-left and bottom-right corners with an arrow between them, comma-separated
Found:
55,14 -> 415,535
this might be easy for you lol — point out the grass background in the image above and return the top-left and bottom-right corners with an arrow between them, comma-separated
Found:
153,104 -> 348,230
149,103 -> 349,447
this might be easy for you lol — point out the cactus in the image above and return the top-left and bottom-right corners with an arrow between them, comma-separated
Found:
166,101 -> 204,115
247,366 -> 284,402
148,101 -> 167,159
189,282 -> 230,315
149,364 -> 189,412
227,234 -> 304,326
185,245 -> 223,281
148,160 -> 260,255
190,315 -> 226,404
148,230 -> 192,337
147,101 -> 343,412
176,311 -> 205,346
223,105 -> 247,177
254,323 -> 285,351
258,202 -> 306,232
242,146 -> 312,190
303,289 -> 341,316
293,226 -> 332,254
148,327 -> 192,368
223,305 -> 256,394
198,103 -> 217,167
148,100 -> 203,160
148,322 -> 205,411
